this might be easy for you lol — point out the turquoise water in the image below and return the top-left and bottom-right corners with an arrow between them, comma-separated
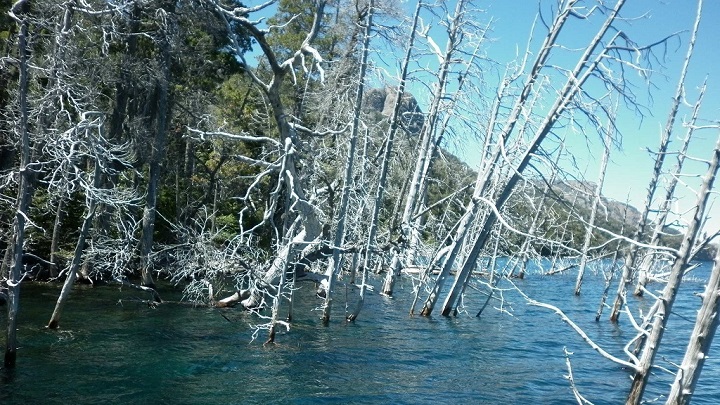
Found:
1,260 -> 719,404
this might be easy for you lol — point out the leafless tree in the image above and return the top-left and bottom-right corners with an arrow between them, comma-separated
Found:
626,128 -> 720,404
347,0 -> 422,322
666,209 -> 720,404
4,0 -> 30,368
608,0 -> 703,322
420,0 -> 660,316
574,114 -> 615,295
321,0 -> 374,324
384,0 -> 486,296
633,79 -> 706,297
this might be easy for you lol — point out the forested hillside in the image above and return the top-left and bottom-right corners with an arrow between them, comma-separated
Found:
2,2 -> 720,402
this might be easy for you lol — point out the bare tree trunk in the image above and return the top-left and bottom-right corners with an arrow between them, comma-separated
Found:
139,34 -> 171,289
626,129 -> 719,405
611,0 -> 702,321
419,0 -> 597,316
48,196 -> 65,278
385,0 -> 474,296
595,201 -> 629,322
5,1 -> 30,368
665,230 -> 720,404
48,158 -> 102,329
634,79 -> 706,296
516,153 -> 562,279
322,0 -> 373,324
574,118 -> 613,295
476,232 -> 504,318
208,1 -> 328,309
347,0 -> 421,322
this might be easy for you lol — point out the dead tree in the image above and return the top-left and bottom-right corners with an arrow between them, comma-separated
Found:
428,0 -> 647,316
207,1 -> 327,317
418,0 -> 593,316
347,0 -> 422,322
665,221 -> 720,404
321,0 -> 373,324
609,0 -> 703,320
574,116 -> 614,295
4,0 -> 30,368
626,128 -> 720,405
634,79 -> 706,296
384,0 -> 484,296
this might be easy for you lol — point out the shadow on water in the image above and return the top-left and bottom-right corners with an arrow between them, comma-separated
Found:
0,260 -> 719,404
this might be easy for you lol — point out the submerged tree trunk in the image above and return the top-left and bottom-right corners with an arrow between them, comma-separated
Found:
595,203 -> 629,322
139,36 -> 171,290
634,79 -> 705,297
48,157 -> 102,329
626,127 -> 719,405
419,0 -> 599,316
611,0 -> 703,320
665,233 -> 720,404
5,1 -> 30,368
439,0 -> 628,316
574,120 -> 613,295
385,0 -> 465,295
322,0 -> 372,324
348,0 -> 421,322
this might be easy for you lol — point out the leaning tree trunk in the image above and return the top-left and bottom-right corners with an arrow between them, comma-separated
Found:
516,152 -> 561,279
205,1 -> 327,310
419,0 -> 590,316
634,79 -> 705,297
48,156 -> 102,329
321,0 -> 373,324
626,126 -> 719,405
574,119 -> 613,295
595,202 -> 629,322
384,0 -> 471,296
664,227 -> 720,404
5,1 -> 30,368
611,0 -> 702,318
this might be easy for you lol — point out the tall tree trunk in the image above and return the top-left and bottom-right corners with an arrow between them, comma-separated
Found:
48,158 -> 102,329
611,0 -> 702,318
634,79 -> 705,296
5,1 -> 30,368
347,0 -> 421,322
419,0 -> 590,316
665,225 -> 720,404
48,196 -> 65,278
574,119 -> 613,295
626,128 -> 719,405
139,36 -> 171,290
516,153 -> 561,279
207,1 -> 328,309
385,0 -> 470,296
322,0 -> 373,324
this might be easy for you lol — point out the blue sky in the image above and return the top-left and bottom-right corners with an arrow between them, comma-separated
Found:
383,0 -> 720,235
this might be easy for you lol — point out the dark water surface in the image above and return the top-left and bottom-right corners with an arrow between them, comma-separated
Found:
1,259 -> 719,404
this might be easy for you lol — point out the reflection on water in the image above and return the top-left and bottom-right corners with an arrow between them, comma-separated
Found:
1,259 -> 718,404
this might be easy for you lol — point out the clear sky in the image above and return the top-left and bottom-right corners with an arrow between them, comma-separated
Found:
388,0 -> 720,236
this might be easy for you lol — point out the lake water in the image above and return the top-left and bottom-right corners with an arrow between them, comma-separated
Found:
1,259 -> 719,404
